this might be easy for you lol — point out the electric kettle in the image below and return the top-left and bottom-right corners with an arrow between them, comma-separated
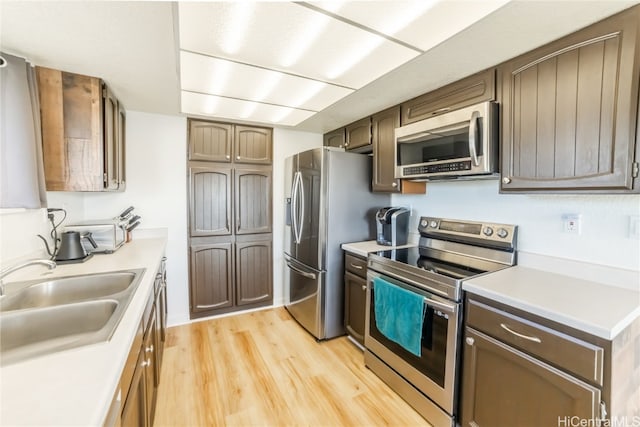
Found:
55,231 -> 98,262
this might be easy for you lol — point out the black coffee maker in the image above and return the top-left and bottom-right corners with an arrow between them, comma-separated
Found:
376,207 -> 410,246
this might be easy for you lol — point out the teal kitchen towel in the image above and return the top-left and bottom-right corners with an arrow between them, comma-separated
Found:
373,276 -> 425,357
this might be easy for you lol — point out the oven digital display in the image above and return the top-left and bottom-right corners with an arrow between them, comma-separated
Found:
438,220 -> 482,235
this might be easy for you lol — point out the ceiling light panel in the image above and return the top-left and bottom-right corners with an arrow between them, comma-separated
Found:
180,51 -> 353,111
311,0 -> 511,51
178,2 -> 419,89
181,91 -> 315,127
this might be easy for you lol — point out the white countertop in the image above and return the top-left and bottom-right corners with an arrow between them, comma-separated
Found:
341,240 -> 417,257
0,235 -> 167,426
463,265 -> 640,340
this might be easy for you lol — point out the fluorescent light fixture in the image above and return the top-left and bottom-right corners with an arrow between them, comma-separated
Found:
220,2 -> 254,55
280,13 -> 330,67
326,35 -> 384,80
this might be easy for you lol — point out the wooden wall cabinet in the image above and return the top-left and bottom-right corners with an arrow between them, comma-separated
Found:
371,106 -> 426,194
461,295 -> 640,426
344,252 -> 367,345
323,128 -> 346,148
37,66 -> 126,192
500,6 -> 640,193
345,117 -> 372,153
187,119 -> 273,319
188,120 -> 272,164
401,68 -> 496,125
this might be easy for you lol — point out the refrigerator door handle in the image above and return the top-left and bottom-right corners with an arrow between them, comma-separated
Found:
286,260 -> 317,280
298,171 -> 305,243
291,171 -> 301,244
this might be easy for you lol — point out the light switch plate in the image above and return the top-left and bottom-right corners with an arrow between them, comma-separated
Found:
562,214 -> 581,234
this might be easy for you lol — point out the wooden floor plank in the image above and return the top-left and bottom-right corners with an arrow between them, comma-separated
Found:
154,307 -> 430,427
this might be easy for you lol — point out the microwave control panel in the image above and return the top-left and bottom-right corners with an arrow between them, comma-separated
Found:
403,160 -> 471,176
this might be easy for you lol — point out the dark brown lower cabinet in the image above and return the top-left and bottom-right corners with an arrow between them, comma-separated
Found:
121,348 -> 147,427
460,327 -> 600,426
344,252 -> 368,346
190,235 -> 272,318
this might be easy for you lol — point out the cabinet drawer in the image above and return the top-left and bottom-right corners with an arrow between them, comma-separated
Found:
345,253 -> 367,278
466,298 -> 604,386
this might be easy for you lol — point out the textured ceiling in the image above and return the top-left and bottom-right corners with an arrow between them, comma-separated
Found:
1,1 -> 638,133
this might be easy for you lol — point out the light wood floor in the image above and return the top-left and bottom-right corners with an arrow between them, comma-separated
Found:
154,307 -> 430,426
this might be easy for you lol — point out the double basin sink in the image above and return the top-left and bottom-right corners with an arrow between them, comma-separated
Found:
0,269 -> 145,366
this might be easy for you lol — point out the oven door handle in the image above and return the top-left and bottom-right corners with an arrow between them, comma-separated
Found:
423,297 -> 456,314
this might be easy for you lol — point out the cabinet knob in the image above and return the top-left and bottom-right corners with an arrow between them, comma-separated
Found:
141,359 -> 150,367
465,337 -> 475,346
502,177 -> 512,184
362,285 -> 367,291
145,345 -> 154,353
391,182 -> 398,187
225,155 -> 230,160
236,155 -> 241,160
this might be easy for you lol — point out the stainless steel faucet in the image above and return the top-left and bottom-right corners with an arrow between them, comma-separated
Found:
0,259 -> 57,296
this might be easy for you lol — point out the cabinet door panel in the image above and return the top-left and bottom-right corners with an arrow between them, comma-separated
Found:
344,271 -> 366,345
323,128 -> 345,148
236,240 -> 272,306
234,126 -> 272,164
189,165 -> 232,236
345,117 -> 372,151
461,328 -> 600,427
189,120 -> 232,162
235,168 -> 272,234
116,101 -> 126,190
121,350 -> 147,427
501,8 -> 640,192
190,243 -> 233,312
104,86 -> 119,191
37,67 -> 104,191
372,107 -> 401,192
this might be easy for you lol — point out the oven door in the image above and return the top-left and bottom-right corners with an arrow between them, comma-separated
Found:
365,269 -> 461,415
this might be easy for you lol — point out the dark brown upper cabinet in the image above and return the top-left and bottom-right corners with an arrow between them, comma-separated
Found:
323,128 -> 346,148
234,167 -> 272,235
188,120 -> 233,162
189,164 -> 232,236
401,68 -> 496,125
37,66 -> 126,192
500,6 -> 640,193
188,120 -> 272,164
234,125 -> 272,164
372,106 -> 426,194
345,117 -> 372,153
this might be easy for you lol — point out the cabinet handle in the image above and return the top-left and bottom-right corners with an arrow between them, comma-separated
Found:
350,263 -> 363,270
502,177 -> 512,184
465,337 -> 475,346
431,107 -> 451,116
145,345 -> 154,353
361,285 -> 367,291
500,323 -> 542,343
391,182 -> 397,187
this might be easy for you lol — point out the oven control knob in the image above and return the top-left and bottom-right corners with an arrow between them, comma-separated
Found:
483,227 -> 494,236
497,228 -> 509,238
429,220 -> 438,228
420,219 -> 428,227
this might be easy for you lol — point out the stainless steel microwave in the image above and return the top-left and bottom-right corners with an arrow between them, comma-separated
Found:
395,101 -> 499,180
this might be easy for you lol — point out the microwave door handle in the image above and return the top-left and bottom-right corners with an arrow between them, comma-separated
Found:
469,110 -> 480,166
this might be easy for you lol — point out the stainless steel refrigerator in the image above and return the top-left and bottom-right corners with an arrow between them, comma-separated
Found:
284,147 -> 389,340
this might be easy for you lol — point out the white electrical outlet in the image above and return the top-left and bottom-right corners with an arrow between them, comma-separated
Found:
629,215 -> 640,239
562,214 -> 581,234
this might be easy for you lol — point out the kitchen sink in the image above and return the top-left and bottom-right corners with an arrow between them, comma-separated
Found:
0,268 -> 145,366
0,271 -> 138,311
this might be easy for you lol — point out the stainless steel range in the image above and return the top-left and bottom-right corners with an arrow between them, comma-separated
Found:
364,217 -> 517,427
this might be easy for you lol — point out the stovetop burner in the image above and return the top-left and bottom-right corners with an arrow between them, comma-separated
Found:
375,247 -> 483,280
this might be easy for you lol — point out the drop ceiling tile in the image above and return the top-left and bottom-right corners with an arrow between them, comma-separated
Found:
180,51 -> 354,111
181,91 -> 315,127
178,2 -> 419,89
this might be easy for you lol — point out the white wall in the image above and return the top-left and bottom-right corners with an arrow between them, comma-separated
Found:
49,111 -> 190,326
393,180 -> 640,271
272,128 -> 323,305
0,208 -> 50,265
